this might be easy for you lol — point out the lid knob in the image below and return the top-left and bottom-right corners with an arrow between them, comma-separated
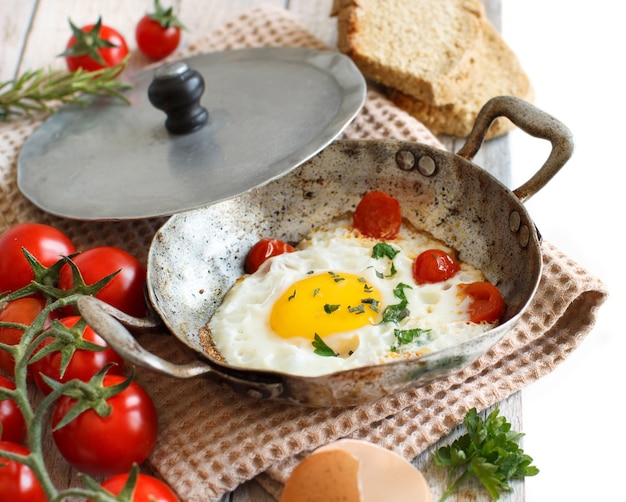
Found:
148,62 -> 209,134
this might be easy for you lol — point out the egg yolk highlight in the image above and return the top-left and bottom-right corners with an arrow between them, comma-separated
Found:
270,272 -> 382,340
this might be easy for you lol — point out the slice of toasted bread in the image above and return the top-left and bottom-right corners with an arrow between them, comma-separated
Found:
333,0 -> 486,106
388,18 -> 534,139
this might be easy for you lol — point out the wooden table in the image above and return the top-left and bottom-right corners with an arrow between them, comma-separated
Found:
1,1 -> 523,500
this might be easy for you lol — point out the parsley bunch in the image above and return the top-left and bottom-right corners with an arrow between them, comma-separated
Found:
433,407 -> 539,501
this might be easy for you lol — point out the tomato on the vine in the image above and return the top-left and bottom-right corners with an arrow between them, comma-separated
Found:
52,374 -> 158,477
0,297 -> 52,377
0,223 -> 75,295
244,238 -> 297,274
0,441 -> 47,502
458,281 -> 506,323
95,472 -> 181,502
58,246 -> 147,318
0,375 -> 26,444
412,248 -> 460,285
136,0 -> 185,60
31,316 -> 125,396
61,17 -> 129,72
353,191 -> 402,240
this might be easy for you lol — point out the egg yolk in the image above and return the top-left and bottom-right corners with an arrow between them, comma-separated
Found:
270,272 -> 382,340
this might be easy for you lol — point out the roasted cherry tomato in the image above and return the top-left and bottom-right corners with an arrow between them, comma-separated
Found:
0,297 -> 51,377
0,441 -> 47,502
52,374 -> 158,477
412,248 -> 460,284
31,316 -> 125,396
0,223 -> 76,295
61,17 -> 129,72
0,375 -> 26,444
58,246 -> 147,318
458,281 -> 506,323
244,238 -> 297,274
353,190 -> 402,240
95,472 -> 181,502
136,0 -> 185,60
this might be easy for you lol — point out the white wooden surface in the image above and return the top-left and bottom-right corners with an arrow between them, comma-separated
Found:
1,1 -> 523,501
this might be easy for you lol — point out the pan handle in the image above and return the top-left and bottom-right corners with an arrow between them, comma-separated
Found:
77,296 -> 213,378
77,296 -> 288,400
455,95 -> 574,203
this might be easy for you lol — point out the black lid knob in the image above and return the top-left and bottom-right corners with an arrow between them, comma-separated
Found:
148,62 -> 209,135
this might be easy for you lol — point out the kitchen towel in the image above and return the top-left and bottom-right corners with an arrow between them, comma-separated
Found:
0,4 -> 608,502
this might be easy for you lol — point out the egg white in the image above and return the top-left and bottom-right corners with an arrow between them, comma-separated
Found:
207,217 -> 495,377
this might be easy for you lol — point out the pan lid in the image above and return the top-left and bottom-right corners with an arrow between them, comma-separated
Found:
17,47 -> 366,220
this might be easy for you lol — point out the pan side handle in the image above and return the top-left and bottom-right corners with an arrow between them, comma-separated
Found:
77,296 -> 212,379
77,296 -> 288,401
456,96 -> 574,203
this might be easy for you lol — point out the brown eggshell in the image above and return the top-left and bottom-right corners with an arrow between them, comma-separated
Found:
280,439 -> 432,502
279,449 -> 362,502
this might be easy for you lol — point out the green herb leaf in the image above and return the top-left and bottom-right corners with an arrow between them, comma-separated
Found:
324,304 -> 340,314
381,283 -> 412,324
391,327 -> 431,350
371,242 -> 400,278
433,407 -> 539,501
312,334 -> 337,357
0,58 -> 131,120
371,242 -> 400,260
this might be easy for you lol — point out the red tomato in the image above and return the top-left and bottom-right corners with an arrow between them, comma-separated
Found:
412,248 -> 460,284
31,316 -> 125,396
0,223 -> 76,295
52,374 -> 158,477
458,281 -> 506,323
244,238 -> 297,274
353,191 -> 402,240
0,297 -> 49,377
58,246 -> 147,318
63,17 -> 129,72
95,472 -> 180,502
0,375 -> 26,444
0,441 -> 47,502
136,0 -> 184,60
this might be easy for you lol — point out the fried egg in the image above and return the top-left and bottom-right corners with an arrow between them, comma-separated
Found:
207,216 -> 498,377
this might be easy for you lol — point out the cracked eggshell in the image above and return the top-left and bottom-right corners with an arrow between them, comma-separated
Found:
280,439 -> 432,502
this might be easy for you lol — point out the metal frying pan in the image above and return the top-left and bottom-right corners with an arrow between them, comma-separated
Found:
79,96 -> 573,407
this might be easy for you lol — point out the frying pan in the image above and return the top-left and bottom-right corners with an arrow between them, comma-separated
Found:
78,96 -> 573,407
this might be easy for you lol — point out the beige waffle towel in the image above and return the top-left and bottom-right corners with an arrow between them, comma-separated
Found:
0,5 -> 608,502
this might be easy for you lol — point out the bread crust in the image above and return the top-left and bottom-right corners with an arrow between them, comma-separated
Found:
387,18 -> 534,139
334,0 -> 487,106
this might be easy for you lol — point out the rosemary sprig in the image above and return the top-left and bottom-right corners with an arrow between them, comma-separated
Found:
0,57 -> 132,120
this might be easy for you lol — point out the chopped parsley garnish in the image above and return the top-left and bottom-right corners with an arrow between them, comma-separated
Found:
313,288 -> 320,297
381,283 -> 412,324
359,276 -> 374,293
288,290 -> 296,301
391,327 -> 431,351
348,304 -> 365,314
328,271 -> 345,282
324,304 -> 340,314
372,242 -> 400,260
312,334 -> 338,357
371,243 -> 399,278
362,297 -> 380,313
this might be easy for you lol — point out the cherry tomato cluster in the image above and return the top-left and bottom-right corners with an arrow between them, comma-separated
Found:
60,0 -> 185,73
246,190 -> 507,325
0,222 -> 179,501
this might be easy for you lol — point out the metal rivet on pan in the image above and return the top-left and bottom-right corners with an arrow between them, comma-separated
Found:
417,155 -> 436,176
509,211 -> 521,232
519,224 -> 530,247
395,149 -> 416,171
